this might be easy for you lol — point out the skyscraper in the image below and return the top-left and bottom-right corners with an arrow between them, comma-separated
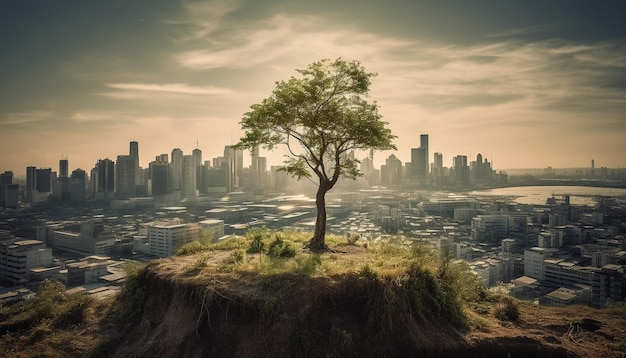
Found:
182,154 -> 197,197
224,145 -> 243,189
170,148 -> 183,191
453,155 -> 469,186
58,158 -> 70,201
116,155 -> 136,198
59,159 -> 68,178
409,134 -> 429,178
130,141 -> 140,185
420,134 -> 429,176
93,159 -> 114,200
192,148 -> 203,192
70,168 -> 87,202
149,161 -> 169,196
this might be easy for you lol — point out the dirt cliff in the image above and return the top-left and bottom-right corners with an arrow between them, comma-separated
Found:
106,254 -> 626,358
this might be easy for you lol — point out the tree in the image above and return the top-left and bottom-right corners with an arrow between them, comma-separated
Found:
235,58 -> 396,251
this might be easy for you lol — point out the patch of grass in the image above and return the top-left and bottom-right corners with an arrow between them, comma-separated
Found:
176,233 -> 213,256
0,279 -> 99,358
492,296 -> 520,322
292,254 -> 322,275
230,248 -> 246,264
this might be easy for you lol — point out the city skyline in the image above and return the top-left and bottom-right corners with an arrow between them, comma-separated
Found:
2,1 -> 625,174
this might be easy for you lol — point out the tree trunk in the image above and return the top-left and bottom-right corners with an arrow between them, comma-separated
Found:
309,182 -> 331,251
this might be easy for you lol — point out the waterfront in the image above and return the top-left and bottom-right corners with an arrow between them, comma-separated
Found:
468,185 -> 626,205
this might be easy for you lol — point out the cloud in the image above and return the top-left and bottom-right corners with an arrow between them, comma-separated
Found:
106,83 -> 235,95
0,111 -> 53,126
176,13 -> 409,69
484,24 -> 555,38
168,0 -> 241,42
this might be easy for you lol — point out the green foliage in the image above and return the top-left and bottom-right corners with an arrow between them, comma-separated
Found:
345,233 -> 360,245
235,58 -> 396,248
0,279 -> 95,357
247,227 -> 271,253
292,254 -> 322,275
268,235 -> 298,258
230,248 -> 246,264
211,236 -> 248,250
111,263 -> 149,325
176,232 -> 213,256
359,264 -> 379,280
177,234 -> 249,256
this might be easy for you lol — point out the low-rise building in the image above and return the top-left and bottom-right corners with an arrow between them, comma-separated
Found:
52,221 -> 116,256
199,219 -> 225,240
147,220 -> 200,257
0,239 -> 53,284
524,247 -> 558,280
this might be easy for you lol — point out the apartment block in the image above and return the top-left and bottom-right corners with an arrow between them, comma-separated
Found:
0,239 -> 53,284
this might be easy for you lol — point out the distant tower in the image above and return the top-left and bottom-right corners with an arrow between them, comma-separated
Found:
116,155 -> 136,198
130,141 -> 140,185
224,145 -> 243,189
193,148 -> 203,192
59,157 -> 70,200
420,134 -> 429,176
150,161 -> 170,196
182,154 -> 197,197
70,168 -> 87,202
59,158 -> 68,178
591,159 -> 595,177
170,148 -> 183,191
453,155 -> 469,185
93,159 -> 115,199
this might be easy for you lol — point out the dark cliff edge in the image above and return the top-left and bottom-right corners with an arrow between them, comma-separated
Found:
107,259 -> 580,358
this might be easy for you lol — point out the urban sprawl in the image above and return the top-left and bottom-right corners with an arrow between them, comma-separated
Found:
1,135 -> 626,309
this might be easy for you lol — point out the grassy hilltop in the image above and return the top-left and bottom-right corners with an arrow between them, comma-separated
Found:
2,229 -> 626,357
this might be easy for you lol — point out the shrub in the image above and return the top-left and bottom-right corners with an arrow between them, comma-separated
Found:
492,297 -> 520,321
359,264 -> 379,280
176,233 -> 213,256
231,249 -> 246,264
247,228 -> 271,253
346,233 -> 360,245
268,235 -> 298,258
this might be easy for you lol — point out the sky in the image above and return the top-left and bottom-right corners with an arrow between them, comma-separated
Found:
1,0 -> 625,177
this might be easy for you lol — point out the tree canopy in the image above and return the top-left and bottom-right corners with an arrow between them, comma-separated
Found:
236,58 -> 396,250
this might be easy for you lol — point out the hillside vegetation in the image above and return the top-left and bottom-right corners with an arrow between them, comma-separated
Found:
2,229 -> 626,357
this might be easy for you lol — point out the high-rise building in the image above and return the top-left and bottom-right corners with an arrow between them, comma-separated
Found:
192,148 -> 203,193
182,154 -> 197,197
130,141 -> 139,167
410,134 -> 429,178
58,158 -> 70,201
433,152 -> 443,174
116,155 -> 136,198
170,148 -> 183,191
149,161 -> 169,196
93,159 -> 114,200
129,141 -> 140,186
35,168 -> 51,193
381,154 -> 403,185
157,153 -> 168,163
70,168 -> 87,202
248,146 -> 267,192
0,171 -> 18,209
453,155 -> 469,186
420,134 -> 429,175
59,159 -> 68,178
224,145 -> 243,189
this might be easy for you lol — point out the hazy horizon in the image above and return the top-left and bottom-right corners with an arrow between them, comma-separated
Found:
2,1 -> 625,174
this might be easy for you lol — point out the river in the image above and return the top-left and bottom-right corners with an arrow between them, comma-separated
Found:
467,186 -> 626,205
